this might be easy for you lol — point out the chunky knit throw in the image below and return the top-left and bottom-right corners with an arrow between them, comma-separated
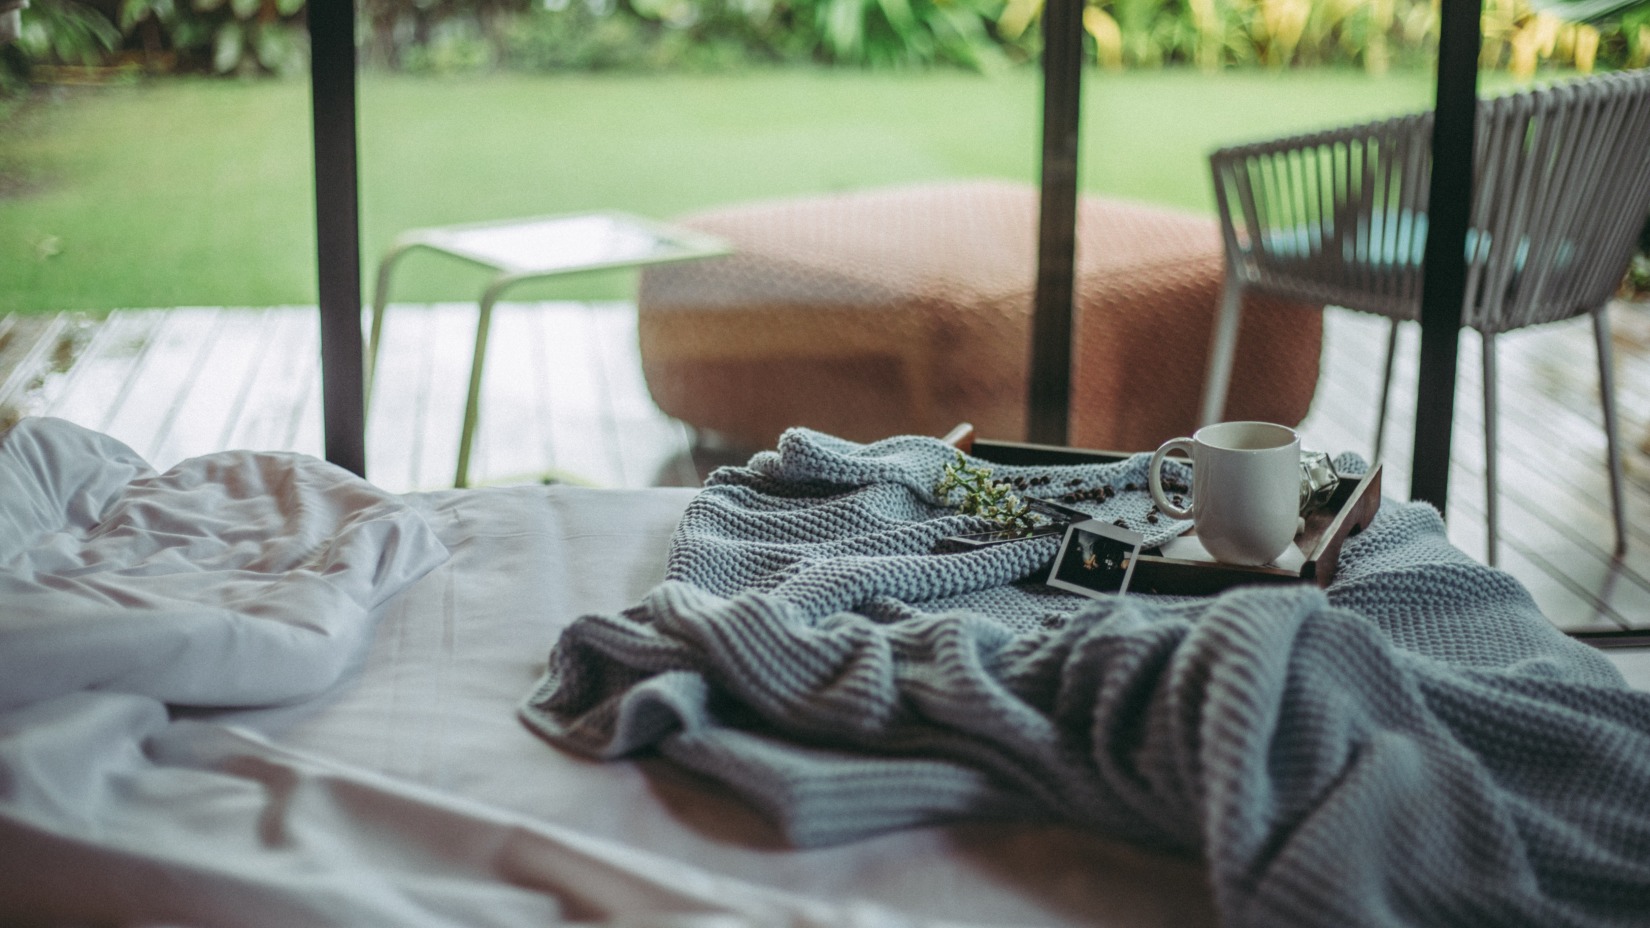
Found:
523,429 -> 1650,927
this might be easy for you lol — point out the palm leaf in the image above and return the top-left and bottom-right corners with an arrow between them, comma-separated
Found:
1529,0 -> 1650,23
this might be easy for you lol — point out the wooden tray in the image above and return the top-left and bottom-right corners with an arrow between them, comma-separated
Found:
947,427 -> 1383,595
1129,464 -> 1380,594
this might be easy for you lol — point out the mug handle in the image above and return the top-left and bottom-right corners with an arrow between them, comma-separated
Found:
1149,438 -> 1194,520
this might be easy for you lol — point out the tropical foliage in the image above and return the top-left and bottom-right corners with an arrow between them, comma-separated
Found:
1040,0 -> 1647,76
1559,0 -> 1650,70
5,0 -> 1650,77
11,0 -> 119,66
123,0 -> 308,74
9,0 -> 306,75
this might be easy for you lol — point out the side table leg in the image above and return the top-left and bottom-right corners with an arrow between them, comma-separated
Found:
456,276 -> 516,488
367,241 -> 421,415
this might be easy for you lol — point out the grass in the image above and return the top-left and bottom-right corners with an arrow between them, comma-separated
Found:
0,66 -> 1514,314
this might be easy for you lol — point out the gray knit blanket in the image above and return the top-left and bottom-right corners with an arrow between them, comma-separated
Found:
523,429 -> 1650,927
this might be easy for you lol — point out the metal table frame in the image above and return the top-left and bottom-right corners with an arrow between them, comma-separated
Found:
367,210 -> 729,487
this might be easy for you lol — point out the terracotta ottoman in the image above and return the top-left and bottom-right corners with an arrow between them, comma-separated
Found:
637,180 -> 1322,452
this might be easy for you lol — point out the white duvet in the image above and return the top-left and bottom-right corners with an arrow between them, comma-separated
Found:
0,417 -> 449,710
0,419 -> 977,927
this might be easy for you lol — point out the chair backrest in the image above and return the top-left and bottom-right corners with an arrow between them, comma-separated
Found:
1211,68 -> 1650,333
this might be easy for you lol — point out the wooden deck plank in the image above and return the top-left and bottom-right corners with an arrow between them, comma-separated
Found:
402,304 -> 449,491
532,302 -> 627,487
526,306 -> 562,478
0,313 -> 71,411
414,303 -> 484,488
1488,330 -> 1635,496
223,308 -> 316,455
20,315 -> 103,419
1503,304 -> 1650,442
583,302 -> 696,488
472,304 -> 563,487
150,307 -> 277,469
364,303 -> 446,492
583,303 -> 639,487
285,346 -> 323,461
215,308 -> 291,450
572,303 -> 632,487
41,311 -> 162,436
146,311 -> 234,466
91,308 -> 220,460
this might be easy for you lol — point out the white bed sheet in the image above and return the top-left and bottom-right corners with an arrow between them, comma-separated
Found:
221,484 -> 1220,928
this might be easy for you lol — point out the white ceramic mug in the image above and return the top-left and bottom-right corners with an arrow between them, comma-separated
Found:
1148,421 -> 1302,566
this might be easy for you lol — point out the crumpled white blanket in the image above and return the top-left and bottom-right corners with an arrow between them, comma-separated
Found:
0,417 -> 450,710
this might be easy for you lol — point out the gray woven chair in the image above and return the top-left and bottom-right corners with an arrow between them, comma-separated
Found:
1199,68 -> 1650,564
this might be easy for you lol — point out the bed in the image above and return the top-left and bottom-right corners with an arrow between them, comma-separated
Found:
4,415 -> 1649,927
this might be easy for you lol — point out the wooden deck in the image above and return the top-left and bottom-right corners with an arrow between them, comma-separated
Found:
2,299 -> 1647,634
0,302 -> 702,493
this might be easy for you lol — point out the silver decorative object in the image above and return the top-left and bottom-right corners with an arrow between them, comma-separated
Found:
1299,450 -> 1339,515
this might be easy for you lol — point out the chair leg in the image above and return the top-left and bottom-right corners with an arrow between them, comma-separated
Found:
1373,318 -> 1400,464
1482,331 -> 1499,568
1199,273 -> 1244,428
1592,306 -> 1629,558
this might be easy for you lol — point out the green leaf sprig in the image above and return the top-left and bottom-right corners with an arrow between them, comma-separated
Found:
933,452 -> 1038,538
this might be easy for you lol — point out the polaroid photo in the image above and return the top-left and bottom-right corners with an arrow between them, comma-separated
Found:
1046,519 -> 1146,598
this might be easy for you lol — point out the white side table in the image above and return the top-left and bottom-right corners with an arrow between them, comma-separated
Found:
368,211 -> 729,487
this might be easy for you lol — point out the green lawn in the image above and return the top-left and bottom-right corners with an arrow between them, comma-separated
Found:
0,67 -> 1501,314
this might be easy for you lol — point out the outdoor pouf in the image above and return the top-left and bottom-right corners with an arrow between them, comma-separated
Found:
636,179 -> 1322,452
